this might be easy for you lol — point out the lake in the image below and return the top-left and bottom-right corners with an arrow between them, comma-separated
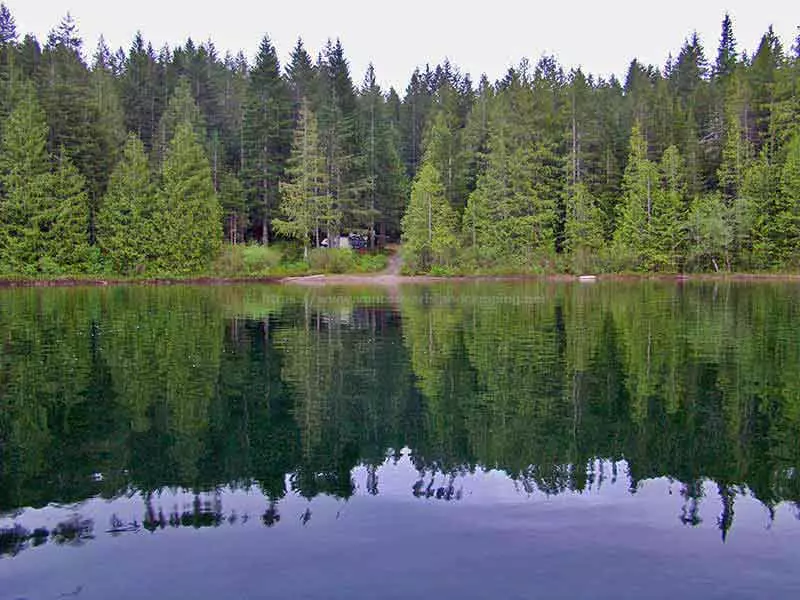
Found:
1,281 -> 799,599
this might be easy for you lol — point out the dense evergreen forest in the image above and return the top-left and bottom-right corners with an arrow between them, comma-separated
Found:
0,5 -> 798,274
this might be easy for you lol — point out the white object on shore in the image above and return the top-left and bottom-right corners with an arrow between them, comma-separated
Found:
578,275 -> 598,282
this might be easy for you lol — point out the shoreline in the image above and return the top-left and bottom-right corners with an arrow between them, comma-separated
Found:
1,271 -> 800,288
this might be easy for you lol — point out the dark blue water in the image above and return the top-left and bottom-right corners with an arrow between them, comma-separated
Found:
1,282 -> 799,599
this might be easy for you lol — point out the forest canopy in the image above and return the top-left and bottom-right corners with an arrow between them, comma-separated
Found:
0,5 -> 798,275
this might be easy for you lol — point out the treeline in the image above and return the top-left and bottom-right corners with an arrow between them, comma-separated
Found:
404,19 -> 800,273
0,6 -> 798,274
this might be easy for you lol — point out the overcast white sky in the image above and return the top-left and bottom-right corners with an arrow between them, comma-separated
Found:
4,1 -> 798,90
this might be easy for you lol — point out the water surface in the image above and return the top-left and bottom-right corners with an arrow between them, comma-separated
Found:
1,282 -> 799,599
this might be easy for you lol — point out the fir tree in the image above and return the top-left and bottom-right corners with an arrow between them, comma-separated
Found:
714,13 -> 738,79
614,122 -> 662,269
274,99 -> 333,257
565,182 -> 604,272
0,83 -> 50,270
47,148 -> 91,270
96,133 -> 157,274
241,35 -> 291,244
154,76 -> 206,167
0,3 -> 16,46
401,162 -> 458,272
158,121 -> 222,272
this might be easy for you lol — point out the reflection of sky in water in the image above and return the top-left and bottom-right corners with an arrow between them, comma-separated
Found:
3,452 -> 795,545
3,453 -> 800,599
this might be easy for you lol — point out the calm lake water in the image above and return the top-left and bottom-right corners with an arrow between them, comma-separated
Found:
1,281 -> 799,599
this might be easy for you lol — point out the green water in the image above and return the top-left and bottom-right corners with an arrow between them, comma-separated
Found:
1,282 -> 799,598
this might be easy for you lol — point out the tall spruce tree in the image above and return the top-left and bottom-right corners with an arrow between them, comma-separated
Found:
0,83 -> 49,270
315,38 -> 361,235
48,147 -> 91,270
242,35 -> 291,244
613,122 -> 662,269
401,162 -> 458,272
274,98 -> 333,256
96,133 -> 157,274
158,121 -> 222,271
154,75 -> 206,168
565,182 -> 604,272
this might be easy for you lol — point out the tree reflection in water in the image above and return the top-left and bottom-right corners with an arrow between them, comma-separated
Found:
2,282 -> 800,558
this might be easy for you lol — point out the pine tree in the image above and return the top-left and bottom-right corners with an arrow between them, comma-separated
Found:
0,83 -> 50,270
96,133 -> 157,273
743,151 -> 781,267
286,38 -> 315,117
120,32 -> 164,152
0,2 -> 17,117
714,13 -> 738,79
401,162 -> 458,272
241,35 -> 291,244
655,145 -> 689,268
158,121 -> 222,272
315,38 -> 362,234
218,170 -> 246,244
274,99 -> 333,257
154,76 -> 206,167
40,13 -> 105,220
614,122 -> 662,269
47,148 -> 90,270
0,3 -> 15,46
777,131 -> 800,262
565,182 -> 604,272
89,36 -> 127,233
357,63 -> 407,245
463,66 -> 558,266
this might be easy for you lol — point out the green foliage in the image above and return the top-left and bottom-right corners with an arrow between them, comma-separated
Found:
614,127 -> 687,271
3,12 -> 800,277
401,162 -> 459,272
463,68 -> 559,267
153,77 -> 207,168
0,85 -> 89,273
3,283 -> 800,533
308,248 -> 356,273
274,99 -> 334,255
565,183 -> 604,273
213,243 -> 283,276
242,35 -> 292,243
96,133 -> 156,274
157,121 -> 222,273
47,149 -> 91,269
686,192 -> 732,271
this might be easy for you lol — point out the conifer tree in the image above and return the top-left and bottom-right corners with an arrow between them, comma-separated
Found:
154,76 -> 207,168
777,132 -> 800,262
159,121 -> 222,272
40,14 -> 105,215
614,122 -> 662,269
0,3 -> 15,46
401,162 -> 458,272
463,67 -> 558,266
0,83 -> 50,270
96,133 -> 157,273
274,99 -> 333,257
315,38 -> 362,234
286,38 -> 315,118
565,182 -> 604,272
48,148 -> 90,270
714,14 -> 738,79
120,32 -> 164,152
241,35 -> 291,244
